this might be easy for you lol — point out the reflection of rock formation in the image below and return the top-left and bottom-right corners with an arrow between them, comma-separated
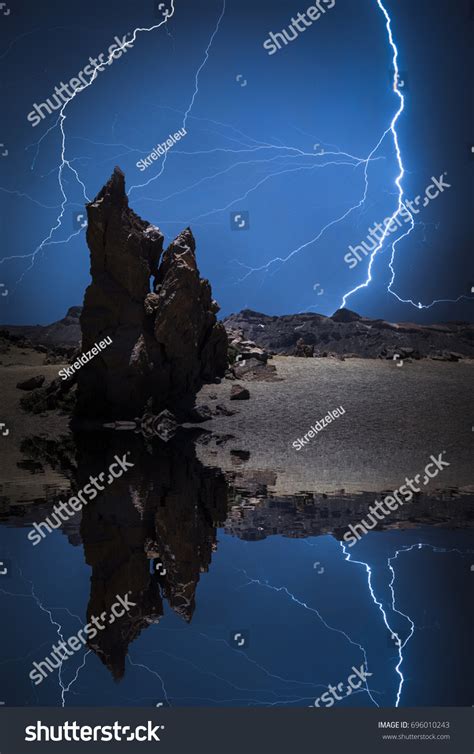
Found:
5,429 -> 228,680
224,488 -> 474,541
76,167 -> 227,420
75,431 -> 228,679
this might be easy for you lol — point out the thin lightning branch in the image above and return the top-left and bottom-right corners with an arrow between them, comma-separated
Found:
193,629 -> 379,707
194,157 -> 372,231
0,3 -> 176,281
4,569 -> 93,706
140,153 -> 299,206
60,650 -> 91,707
150,105 -> 275,150
127,655 -> 170,706
24,578 -> 93,707
0,186 -> 62,210
26,116 -> 61,171
142,645 -> 324,699
182,2 -> 225,129
238,570 -> 379,706
230,129 -> 391,283
128,0 -> 227,195
198,631 -> 333,694
1,579 -> 68,704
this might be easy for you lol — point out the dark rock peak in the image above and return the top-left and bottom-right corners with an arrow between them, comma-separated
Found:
239,308 -> 273,319
235,308 -> 329,323
76,168 -> 228,420
92,164 -> 125,203
64,306 -> 82,319
331,307 -> 362,323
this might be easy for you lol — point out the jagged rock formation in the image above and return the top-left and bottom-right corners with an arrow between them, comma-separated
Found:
76,167 -> 228,419
294,338 -> 314,357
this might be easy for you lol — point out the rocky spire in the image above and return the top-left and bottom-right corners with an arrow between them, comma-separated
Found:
76,167 -> 228,420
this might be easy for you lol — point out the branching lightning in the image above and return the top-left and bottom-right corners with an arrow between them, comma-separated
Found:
230,142 -> 387,283
201,0 -> 470,313
127,655 -> 170,706
340,0 -> 471,312
0,576 -> 84,706
340,540 -> 472,706
1,0 -> 471,314
0,2 -> 177,284
238,569 -> 379,706
339,0 -> 410,310
128,0 -> 227,196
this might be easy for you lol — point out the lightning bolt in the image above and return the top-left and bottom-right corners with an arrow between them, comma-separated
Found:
0,3 -> 176,284
341,0 -> 471,312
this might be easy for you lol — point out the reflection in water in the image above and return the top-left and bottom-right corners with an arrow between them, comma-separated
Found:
2,430 -> 473,704
15,430 -> 228,680
77,432 -> 229,680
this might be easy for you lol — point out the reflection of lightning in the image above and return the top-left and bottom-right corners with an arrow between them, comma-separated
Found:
128,655 -> 170,706
60,650 -> 91,707
340,542 -> 411,707
2,567 -> 91,706
142,643 -> 329,703
340,540 -> 471,706
0,3 -> 176,283
0,580 -> 68,703
24,577 -> 92,707
238,570 -> 379,706
26,583 -> 68,703
341,0 -> 471,312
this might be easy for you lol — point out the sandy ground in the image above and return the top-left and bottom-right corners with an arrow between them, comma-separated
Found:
1,350 -> 473,506
0,347 -> 70,507
195,356 -> 474,495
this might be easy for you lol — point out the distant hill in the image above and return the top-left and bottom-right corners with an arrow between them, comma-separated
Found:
223,308 -> 474,359
2,305 -> 474,359
1,306 -> 82,347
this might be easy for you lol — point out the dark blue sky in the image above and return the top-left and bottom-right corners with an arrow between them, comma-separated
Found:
0,0 -> 472,324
